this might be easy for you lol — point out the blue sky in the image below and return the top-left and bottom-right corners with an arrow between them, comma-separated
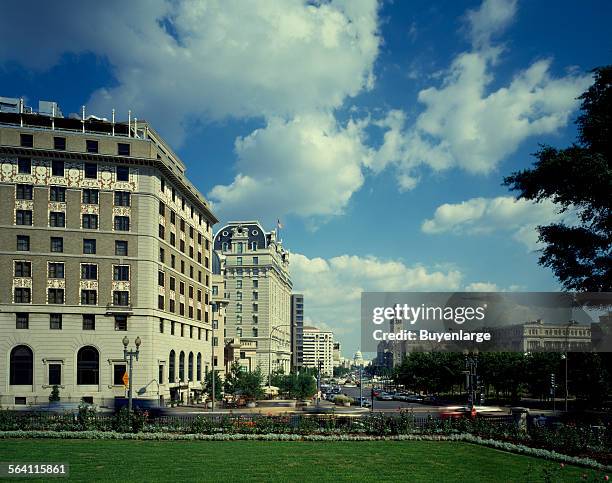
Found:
1,0 -> 609,357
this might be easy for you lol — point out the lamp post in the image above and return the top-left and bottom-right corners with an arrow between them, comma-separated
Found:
463,349 -> 478,410
563,321 -> 577,412
122,336 -> 141,413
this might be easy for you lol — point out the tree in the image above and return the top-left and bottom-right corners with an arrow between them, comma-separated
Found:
503,66 -> 611,291
235,368 -> 265,401
49,384 -> 60,403
203,369 -> 223,400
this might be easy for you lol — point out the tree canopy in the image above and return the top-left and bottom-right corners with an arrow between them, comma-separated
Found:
503,65 -> 611,291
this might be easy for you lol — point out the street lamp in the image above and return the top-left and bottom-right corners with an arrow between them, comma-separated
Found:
463,349 -> 479,410
122,336 -> 141,413
563,320 -> 577,412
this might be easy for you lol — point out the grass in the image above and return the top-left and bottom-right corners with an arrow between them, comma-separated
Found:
0,440 -> 605,482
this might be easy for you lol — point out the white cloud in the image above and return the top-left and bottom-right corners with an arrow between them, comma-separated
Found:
465,0 -> 517,48
207,113 -> 372,223
421,196 -> 574,250
291,252 -> 464,352
465,282 -> 499,292
0,0 -> 380,144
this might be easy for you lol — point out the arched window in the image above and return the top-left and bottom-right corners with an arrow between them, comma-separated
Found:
10,345 -> 33,385
77,346 -> 99,385
179,351 -> 185,381
168,350 -> 176,383
188,352 -> 194,381
197,353 -> 202,381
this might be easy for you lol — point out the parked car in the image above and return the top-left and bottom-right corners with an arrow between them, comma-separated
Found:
354,397 -> 372,407
406,394 -> 424,403
377,392 -> 394,401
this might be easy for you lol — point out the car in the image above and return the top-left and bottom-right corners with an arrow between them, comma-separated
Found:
392,392 -> 408,401
439,406 -> 477,419
377,392 -> 394,401
354,397 -> 372,407
406,394 -> 424,403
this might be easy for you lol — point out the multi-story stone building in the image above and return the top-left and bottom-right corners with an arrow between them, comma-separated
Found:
0,99 -> 217,408
302,326 -> 334,377
291,294 -> 304,370
213,221 -> 291,376
211,252 -> 228,379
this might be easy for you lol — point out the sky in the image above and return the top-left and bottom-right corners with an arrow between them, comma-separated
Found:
1,0 -> 610,358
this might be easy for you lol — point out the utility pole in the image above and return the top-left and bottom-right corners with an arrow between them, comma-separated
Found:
359,365 -> 363,407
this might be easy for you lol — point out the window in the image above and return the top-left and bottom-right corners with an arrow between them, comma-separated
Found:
113,291 -> 129,306
114,315 -> 128,331
115,240 -> 128,256
49,363 -> 62,385
253,256 -> 259,265
15,261 -> 31,277
117,143 -> 130,156
158,271 -> 165,286
212,285 -> 218,296
81,264 -> 97,280
86,140 -> 98,154
159,247 -> 165,263
197,289 -> 202,302
169,277 -> 175,291
197,353 -> 202,381
20,134 -> 34,148
114,191 -> 130,206
113,265 -> 129,281
169,350 -> 176,383
253,314 -> 258,324
113,364 -> 127,385
159,201 -> 165,216
179,240 -> 185,253
77,346 -> 99,384
158,295 -> 165,310
16,210 -> 32,226
159,318 -> 164,333
188,286 -> 194,299
236,280 -> 243,289
18,157 -> 31,174
83,239 -> 96,254
52,160 -> 64,176
159,224 -> 165,239
236,303 -> 242,313
171,254 -> 176,269
49,211 -> 65,227
48,288 -> 64,304
50,237 -> 63,253
252,291 -> 258,301
188,306 -> 194,318
10,345 -> 33,385
180,323 -> 185,337
253,328 -> 258,337
170,210 -> 176,224
213,336 -> 219,347
16,184 -> 33,200
114,216 -> 130,231
171,321 -> 175,335
53,137 -> 66,151
189,265 -> 194,278
179,351 -> 185,381
188,352 -> 194,381
82,214 -> 98,229
82,189 -> 99,204
82,314 -> 95,330
237,327 -> 242,337
236,242 -> 243,253
50,314 -> 62,330
170,232 -> 176,246
236,257 -> 242,266
14,288 -> 30,304
16,313 -> 29,329
236,292 -> 242,300
251,241 -> 258,251
48,262 -> 64,278
84,162 -> 97,179
49,186 -> 66,202
180,281 -> 185,295
81,290 -> 97,305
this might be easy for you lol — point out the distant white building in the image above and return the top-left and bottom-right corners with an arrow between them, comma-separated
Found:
353,351 -> 364,367
302,326 -> 334,376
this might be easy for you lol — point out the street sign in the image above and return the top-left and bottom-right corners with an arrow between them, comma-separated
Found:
122,371 -> 129,387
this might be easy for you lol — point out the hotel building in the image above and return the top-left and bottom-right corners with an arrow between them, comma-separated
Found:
0,98 -> 217,408
302,326 -> 334,377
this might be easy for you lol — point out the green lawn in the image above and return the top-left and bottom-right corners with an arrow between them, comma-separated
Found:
0,440 -> 603,482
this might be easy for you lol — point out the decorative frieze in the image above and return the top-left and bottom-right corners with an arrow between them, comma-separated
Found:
47,279 -> 66,289
48,201 -> 66,212
80,280 -> 98,290
112,281 -> 131,292
112,206 -> 131,217
13,277 -> 32,289
81,204 -> 99,215
15,199 -> 34,211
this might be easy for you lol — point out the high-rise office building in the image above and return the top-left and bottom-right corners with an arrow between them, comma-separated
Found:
291,294 -> 304,370
0,99 -> 217,408
213,221 -> 292,375
302,326 -> 334,377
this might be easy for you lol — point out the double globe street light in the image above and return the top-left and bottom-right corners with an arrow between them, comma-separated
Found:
122,336 -> 141,413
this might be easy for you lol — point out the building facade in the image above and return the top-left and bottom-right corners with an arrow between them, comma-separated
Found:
291,294 -> 304,370
213,221 -> 292,376
302,326 -> 334,377
0,99 -> 217,408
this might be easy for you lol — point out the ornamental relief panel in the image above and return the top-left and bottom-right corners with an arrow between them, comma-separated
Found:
159,215 -> 165,226
112,206 -> 131,217
47,279 -> 66,289
48,201 -> 66,212
112,281 -> 130,291
13,278 -> 32,289
158,286 -> 165,296
80,280 -> 98,290
15,199 -> 34,210
81,204 -> 99,215
169,291 -> 176,300
179,294 -> 185,304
